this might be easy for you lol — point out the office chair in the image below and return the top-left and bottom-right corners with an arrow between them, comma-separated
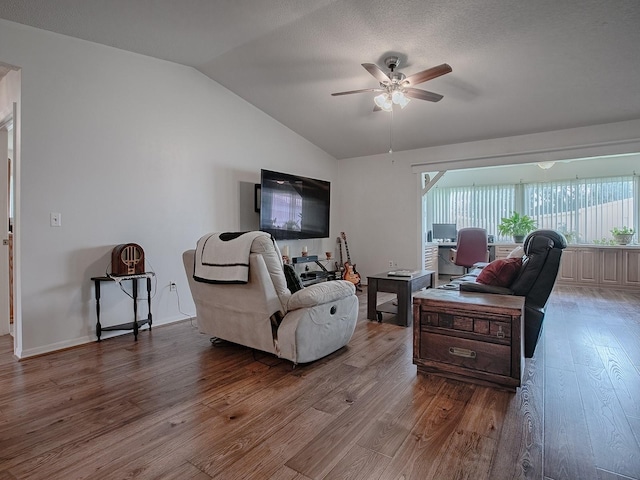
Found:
450,228 -> 490,273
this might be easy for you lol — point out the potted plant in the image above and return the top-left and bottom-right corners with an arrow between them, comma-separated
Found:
498,211 -> 537,243
560,230 -> 577,244
611,226 -> 635,245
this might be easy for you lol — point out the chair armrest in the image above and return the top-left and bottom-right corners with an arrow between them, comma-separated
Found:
287,280 -> 355,311
459,282 -> 513,295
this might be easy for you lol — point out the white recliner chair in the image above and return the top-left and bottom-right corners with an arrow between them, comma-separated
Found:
183,234 -> 358,364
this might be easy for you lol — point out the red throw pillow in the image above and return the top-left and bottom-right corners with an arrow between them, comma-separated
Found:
476,257 -> 522,287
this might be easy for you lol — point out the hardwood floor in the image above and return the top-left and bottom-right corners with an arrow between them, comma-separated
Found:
0,286 -> 639,479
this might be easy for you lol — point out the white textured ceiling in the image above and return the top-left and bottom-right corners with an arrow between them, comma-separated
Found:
1,0 -> 640,159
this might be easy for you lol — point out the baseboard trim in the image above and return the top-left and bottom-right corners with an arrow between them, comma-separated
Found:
17,314 -> 194,359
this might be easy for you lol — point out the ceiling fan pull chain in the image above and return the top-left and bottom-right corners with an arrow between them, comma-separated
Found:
389,107 -> 394,156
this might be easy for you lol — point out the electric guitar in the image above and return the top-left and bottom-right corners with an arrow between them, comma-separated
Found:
340,232 -> 361,288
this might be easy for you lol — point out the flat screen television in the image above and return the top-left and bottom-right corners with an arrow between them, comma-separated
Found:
259,169 -> 330,240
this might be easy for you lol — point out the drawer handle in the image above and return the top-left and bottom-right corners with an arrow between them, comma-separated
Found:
497,326 -> 505,339
449,347 -> 477,359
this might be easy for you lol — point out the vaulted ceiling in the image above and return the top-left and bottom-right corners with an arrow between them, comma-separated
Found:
1,0 -> 639,159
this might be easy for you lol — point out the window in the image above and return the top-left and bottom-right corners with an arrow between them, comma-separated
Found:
425,175 -> 638,243
524,176 -> 635,243
426,184 -> 516,240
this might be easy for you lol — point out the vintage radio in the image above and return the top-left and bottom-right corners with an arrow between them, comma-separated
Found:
111,243 -> 145,276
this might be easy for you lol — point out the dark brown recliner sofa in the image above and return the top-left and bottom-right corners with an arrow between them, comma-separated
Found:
460,229 -> 567,358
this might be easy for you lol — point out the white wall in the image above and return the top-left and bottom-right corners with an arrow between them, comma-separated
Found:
337,120 -> 640,283
0,19 -> 340,357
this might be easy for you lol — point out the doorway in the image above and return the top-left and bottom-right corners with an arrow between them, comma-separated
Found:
0,118 -> 13,338
0,65 -> 22,358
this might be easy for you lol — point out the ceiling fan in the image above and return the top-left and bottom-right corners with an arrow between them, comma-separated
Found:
331,56 -> 452,112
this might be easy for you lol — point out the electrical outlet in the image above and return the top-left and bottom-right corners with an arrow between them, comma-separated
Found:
50,212 -> 62,227
170,282 -> 176,291
389,260 -> 394,268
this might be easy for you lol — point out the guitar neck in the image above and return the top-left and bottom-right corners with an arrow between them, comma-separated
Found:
344,241 -> 352,264
340,232 -> 353,264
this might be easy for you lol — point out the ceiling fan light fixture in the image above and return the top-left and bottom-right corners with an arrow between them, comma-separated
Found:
537,161 -> 555,170
375,93 -> 393,112
374,93 -> 388,108
391,90 -> 403,104
390,88 -> 411,108
382,96 -> 393,112
397,93 -> 410,109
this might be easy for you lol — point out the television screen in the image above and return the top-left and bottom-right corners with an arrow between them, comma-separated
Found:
432,223 -> 457,241
260,169 -> 330,240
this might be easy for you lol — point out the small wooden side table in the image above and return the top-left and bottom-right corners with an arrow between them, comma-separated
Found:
367,270 -> 435,327
412,288 -> 524,391
91,273 -> 154,341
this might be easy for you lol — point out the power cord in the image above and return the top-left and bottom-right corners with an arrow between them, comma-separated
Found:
103,257 -> 158,301
171,283 -> 196,327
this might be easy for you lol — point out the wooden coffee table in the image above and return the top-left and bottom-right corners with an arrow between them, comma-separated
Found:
367,270 -> 435,327
412,288 -> 524,391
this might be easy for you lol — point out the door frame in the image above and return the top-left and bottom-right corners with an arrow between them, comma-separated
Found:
0,103 -> 20,356
0,126 -> 8,336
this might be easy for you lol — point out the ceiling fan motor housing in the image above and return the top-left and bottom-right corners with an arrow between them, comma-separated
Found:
384,56 -> 400,71
382,57 -> 407,90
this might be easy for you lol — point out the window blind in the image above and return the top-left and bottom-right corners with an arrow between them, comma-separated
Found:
425,175 -> 637,244
426,184 -> 516,240
524,175 -> 635,243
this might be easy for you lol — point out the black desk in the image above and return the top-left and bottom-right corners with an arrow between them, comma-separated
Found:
367,270 -> 435,327
91,273 -> 154,341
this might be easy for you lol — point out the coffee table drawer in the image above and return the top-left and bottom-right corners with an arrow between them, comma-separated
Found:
420,332 -> 511,376
421,311 -> 511,345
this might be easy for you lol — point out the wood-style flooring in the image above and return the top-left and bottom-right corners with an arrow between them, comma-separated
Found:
0,286 -> 639,479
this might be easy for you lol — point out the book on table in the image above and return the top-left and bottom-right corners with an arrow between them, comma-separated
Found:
387,270 -> 416,277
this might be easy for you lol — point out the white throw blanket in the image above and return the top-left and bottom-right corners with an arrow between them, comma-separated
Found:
193,231 -> 271,283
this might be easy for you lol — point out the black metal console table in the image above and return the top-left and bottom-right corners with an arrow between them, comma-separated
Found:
91,272 -> 154,341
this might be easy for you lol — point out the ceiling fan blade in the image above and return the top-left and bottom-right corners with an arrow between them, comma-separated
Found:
404,63 -> 452,86
373,105 -> 382,112
331,88 -> 384,96
362,63 -> 391,83
404,88 -> 444,102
